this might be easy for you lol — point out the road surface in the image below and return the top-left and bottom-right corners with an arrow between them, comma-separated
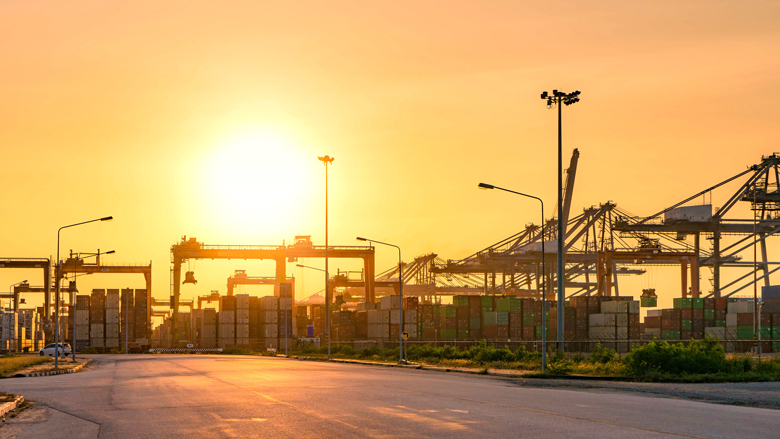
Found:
0,355 -> 777,438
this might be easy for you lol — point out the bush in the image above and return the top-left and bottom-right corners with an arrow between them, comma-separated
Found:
622,337 -> 727,376
589,343 -> 617,364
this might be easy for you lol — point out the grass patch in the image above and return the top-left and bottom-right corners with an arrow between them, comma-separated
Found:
291,338 -> 780,382
0,356 -> 52,376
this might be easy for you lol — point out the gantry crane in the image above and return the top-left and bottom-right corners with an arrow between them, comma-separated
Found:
170,236 -> 376,339
226,270 -> 295,296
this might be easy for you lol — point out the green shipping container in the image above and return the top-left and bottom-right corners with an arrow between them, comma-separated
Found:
737,326 -> 754,340
715,319 -> 726,327
441,329 -> 456,340
640,296 -> 657,307
497,312 -> 509,326
456,296 -> 469,307
773,341 -> 780,352
441,306 -> 457,319
457,329 -> 469,339
481,296 -> 493,308
483,312 -> 497,326
510,297 -> 522,312
564,300 -> 570,307
496,298 -> 511,312
692,298 -> 704,309
522,312 -> 535,325
704,309 -> 715,320
681,320 -> 692,331
535,325 -> 543,340
760,327 -> 772,339
674,298 -> 692,308
772,327 -> 780,339
470,317 -> 481,329
662,330 -> 681,340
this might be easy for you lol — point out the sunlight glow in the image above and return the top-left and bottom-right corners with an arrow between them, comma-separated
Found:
204,127 -> 315,234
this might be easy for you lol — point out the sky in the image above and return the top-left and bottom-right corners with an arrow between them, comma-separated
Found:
2,1 -> 780,321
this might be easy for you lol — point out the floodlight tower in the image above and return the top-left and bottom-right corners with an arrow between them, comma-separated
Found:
540,89 -> 580,353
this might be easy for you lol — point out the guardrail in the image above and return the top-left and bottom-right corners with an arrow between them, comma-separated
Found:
149,348 -> 223,354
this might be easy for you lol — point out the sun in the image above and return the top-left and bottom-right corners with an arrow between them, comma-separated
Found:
204,127 -> 315,234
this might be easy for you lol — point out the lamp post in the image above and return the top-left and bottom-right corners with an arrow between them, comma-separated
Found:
356,237 -> 405,364
72,249 -> 115,361
478,183 -> 547,372
55,216 -> 113,369
318,155 -> 334,360
541,89 -> 580,352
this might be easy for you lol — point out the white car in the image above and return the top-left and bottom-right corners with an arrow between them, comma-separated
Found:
39,343 -> 72,356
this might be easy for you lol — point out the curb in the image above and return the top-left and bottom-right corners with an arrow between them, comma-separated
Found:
12,358 -> 92,378
292,356 -> 528,377
0,395 -> 24,417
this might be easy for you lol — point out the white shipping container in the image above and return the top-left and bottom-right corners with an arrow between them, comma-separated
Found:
403,324 -> 417,338
90,323 -> 104,338
280,298 -> 292,311
616,314 -> 628,327
377,310 -> 390,325
726,314 -> 738,327
404,310 -> 417,324
105,338 -> 119,348
91,338 -> 105,348
236,309 -> 249,323
260,296 -> 278,310
728,301 -> 752,314
236,324 -> 249,338
367,324 -> 378,338
601,301 -> 628,314
589,314 -> 616,327
75,326 -> 90,340
236,294 -> 250,309
106,290 -> 120,309
106,309 -> 119,324
390,310 -> 401,325
380,295 -> 400,310
664,205 -> 712,223
219,323 -> 235,338
367,310 -> 378,325
644,328 -> 661,338
261,311 -> 278,324
616,327 -> 628,340
105,324 -> 119,338
263,324 -> 278,338
646,309 -> 663,317
75,310 -> 90,326
219,311 -> 235,324
629,301 -> 640,314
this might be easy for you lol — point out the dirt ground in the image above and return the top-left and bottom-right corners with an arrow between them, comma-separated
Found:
11,357 -> 89,376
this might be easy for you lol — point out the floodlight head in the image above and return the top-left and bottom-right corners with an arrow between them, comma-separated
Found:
552,89 -> 558,96
100,216 -> 113,221
541,91 -> 548,99
478,183 -> 494,190
356,237 -> 368,241
105,250 -> 116,255
318,155 -> 335,164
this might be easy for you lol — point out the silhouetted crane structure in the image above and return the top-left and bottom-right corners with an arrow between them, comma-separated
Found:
169,236 -> 375,340
0,258 -> 52,317
613,153 -> 780,298
226,270 -> 295,296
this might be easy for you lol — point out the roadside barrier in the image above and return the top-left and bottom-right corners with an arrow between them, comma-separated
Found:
149,348 -> 223,354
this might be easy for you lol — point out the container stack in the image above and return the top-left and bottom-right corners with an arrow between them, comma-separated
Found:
332,310 -> 355,341
260,296 -> 278,349
75,295 -> 90,351
437,304 -> 454,341
279,295 -> 293,341
177,312 -> 191,344
404,297 -> 418,340
120,289 -> 134,349
219,295 -> 236,348
90,289 -> 106,348
366,307 -> 390,340
236,294 -> 250,345
294,305 -> 312,338
0,311 -> 19,351
201,308 -> 217,348
521,298 -> 536,341
105,289 -> 120,349
249,297 -> 261,347
134,289 -> 149,345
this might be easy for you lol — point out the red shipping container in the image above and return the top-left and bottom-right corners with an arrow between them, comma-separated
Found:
681,308 -> 693,320
497,326 -> 509,339
470,308 -> 481,318
469,329 -> 482,340
522,325 -> 535,340
629,314 -> 640,326
681,330 -> 692,340
457,306 -> 469,319
588,296 -> 600,313
772,312 -> 780,325
704,298 -> 716,309
715,298 -> 728,309
715,309 -> 727,320
760,313 -> 771,327
737,313 -> 754,326
692,308 -> 704,320
469,296 -> 481,309
628,327 -> 640,340
644,316 -> 661,328
483,325 -> 498,339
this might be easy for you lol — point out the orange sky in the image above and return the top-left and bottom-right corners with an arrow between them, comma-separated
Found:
2,1 -> 780,316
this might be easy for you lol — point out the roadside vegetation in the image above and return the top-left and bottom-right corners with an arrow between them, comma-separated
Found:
291,338 -> 780,383
0,353 -> 52,376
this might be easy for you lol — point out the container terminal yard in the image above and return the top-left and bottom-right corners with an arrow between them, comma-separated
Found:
3,151 -> 780,355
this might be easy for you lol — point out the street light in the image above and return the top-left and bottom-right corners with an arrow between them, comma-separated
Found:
71,249 -> 115,361
9,280 -> 28,313
541,89 -> 580,352
55,216 -> 112,368
356,236 -> 406,364
478,183 -> 547,372
318,155 -> 334,360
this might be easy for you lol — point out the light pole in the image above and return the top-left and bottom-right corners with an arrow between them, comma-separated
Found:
356,237 -> 405,364
72,249 -> 115,361
478,183 -> 547,372
55,216 -> 112,369
318,155 -> 334,360
541,89 -> 580,352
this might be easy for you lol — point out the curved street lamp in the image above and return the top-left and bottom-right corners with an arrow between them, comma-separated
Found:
55,216 -> 112,368
479,183 -> 547,372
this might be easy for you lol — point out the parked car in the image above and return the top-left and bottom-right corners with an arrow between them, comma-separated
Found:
39,343 -> 72,356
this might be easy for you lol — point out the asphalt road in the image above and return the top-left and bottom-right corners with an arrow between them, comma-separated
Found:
0,355 -> 777,438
